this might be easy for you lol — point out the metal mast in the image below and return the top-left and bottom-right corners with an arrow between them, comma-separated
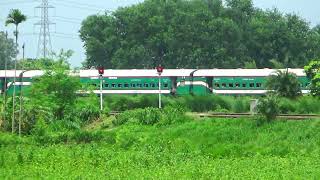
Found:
35,0 -> 54,58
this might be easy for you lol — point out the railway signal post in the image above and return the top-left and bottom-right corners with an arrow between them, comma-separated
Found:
156,65 -> 164,109
98,66 -> 104,111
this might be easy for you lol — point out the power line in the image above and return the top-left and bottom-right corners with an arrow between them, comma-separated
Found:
21,32 -> 79,40
50,1 -> 106,12
52,0 -> 104,9
51,34 -> 79,40
53,15 -> 83,21
53,19 -> 81,24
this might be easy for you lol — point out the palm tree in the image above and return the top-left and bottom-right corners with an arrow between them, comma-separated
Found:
5,9 -> 27,133
265,69 -> 302,99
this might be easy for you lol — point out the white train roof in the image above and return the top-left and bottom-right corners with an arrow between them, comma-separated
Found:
0,70 -> 44,77
79,69 -> 197,77
0,68 -> 306,78
194,68 -> 306,77
80,68 -> 306,77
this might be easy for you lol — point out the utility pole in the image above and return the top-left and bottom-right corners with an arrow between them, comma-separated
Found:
35,0 -> 55,58
156,65 -> 164,109
18,43 -> 25,136
3,31 -> 8,123
98,67 -> 105,111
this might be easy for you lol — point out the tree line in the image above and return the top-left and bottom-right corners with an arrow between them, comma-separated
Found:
80,0 -> 320,69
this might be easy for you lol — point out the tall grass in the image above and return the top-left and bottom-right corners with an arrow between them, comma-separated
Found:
1,119 -> 320,179
104,95 -> 319,114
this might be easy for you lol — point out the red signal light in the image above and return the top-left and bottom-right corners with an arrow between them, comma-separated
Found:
156,66 -> 164,73
98,66 -> 104,75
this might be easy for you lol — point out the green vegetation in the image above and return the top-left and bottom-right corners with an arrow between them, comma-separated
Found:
105,95 -> 320,114
0,32 -> 17,69
256,95 -> 279,123
305,60 -> 320,97
1,117 -> 320,178
80,0 -> 320,69
266,70 -> 302,99
0,65 -> 319,178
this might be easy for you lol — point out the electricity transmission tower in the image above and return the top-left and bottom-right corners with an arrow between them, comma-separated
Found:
35,0 -> 55,58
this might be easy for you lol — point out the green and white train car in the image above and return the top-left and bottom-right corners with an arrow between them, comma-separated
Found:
0,69 -> 310,96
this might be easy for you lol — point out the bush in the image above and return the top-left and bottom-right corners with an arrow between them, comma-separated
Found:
232,97 -> 250,113
296,96 -> 320,114
278,98 -> 297,114
256,95 -> 280,122
113,105 -> 190,127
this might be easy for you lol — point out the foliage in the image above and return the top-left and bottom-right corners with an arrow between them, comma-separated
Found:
5,9 -> 27,44
1,119 -> 320,178
17,49 -> 73,70
5,9 -> 27,27
113,105 -> 189,126
265,70 -> 302,98
80,0 -> 320,69
0,32 -> 17,69
256,95 -> 280,122
304,60 -> 320,97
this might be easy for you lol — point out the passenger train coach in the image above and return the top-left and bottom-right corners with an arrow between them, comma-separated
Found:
0,69 -> 310,96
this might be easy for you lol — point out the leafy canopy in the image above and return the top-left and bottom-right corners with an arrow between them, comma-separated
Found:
80,0 -> 320,69
5,9 -> 27,26
265,70 -> 302,99
304,60 -> 320,97
0,32 -> 17,69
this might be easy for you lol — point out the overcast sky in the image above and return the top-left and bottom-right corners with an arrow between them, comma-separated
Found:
1,0 -> 319,67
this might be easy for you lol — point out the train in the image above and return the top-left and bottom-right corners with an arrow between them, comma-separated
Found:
0,68 -> 310,96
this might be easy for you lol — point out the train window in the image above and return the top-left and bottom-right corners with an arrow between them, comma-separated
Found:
256,83 -> 262,87
124,83 -> 129,88
91,84 -> 97,87
112,83 -> 116,88
242,83 -> 246,88
164,83 -> 168,88
144,83 -> 149,87
118,84 -> 122,88
105,84 -> 109,88
215,83 -> 220,88
249,83 -> 255,87
137,84 -> 142,88
229,83 -> 234,88
235,83 -> 240,88
222,83 -> 227,87
151,83 -> 156,88
131,83 -> 136,88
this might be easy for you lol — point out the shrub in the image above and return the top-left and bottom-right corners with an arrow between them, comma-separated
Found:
278,98 -> 297,114
232,97 -> 250,113
296,96 -> 320,114
158,105 -> 189,126
71,130 -> 105,143
113,105 -> 189,127
256,95 -> 280,122
265,70 -> 302,99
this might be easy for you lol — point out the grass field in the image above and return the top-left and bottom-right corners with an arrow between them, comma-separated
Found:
1,118 -> 320,179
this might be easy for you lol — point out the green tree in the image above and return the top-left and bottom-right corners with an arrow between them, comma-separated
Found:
256,95 -> 279,123
80,0 -> 320,69
0,32 -> 17,69
17,49 -> 72,70
29,64 -> 81,120
304,60 -> 320,97
265,70 -> 301,99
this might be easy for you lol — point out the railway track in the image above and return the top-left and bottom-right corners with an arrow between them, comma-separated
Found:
194,113 -> 320,120
110,111 -> 320,120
